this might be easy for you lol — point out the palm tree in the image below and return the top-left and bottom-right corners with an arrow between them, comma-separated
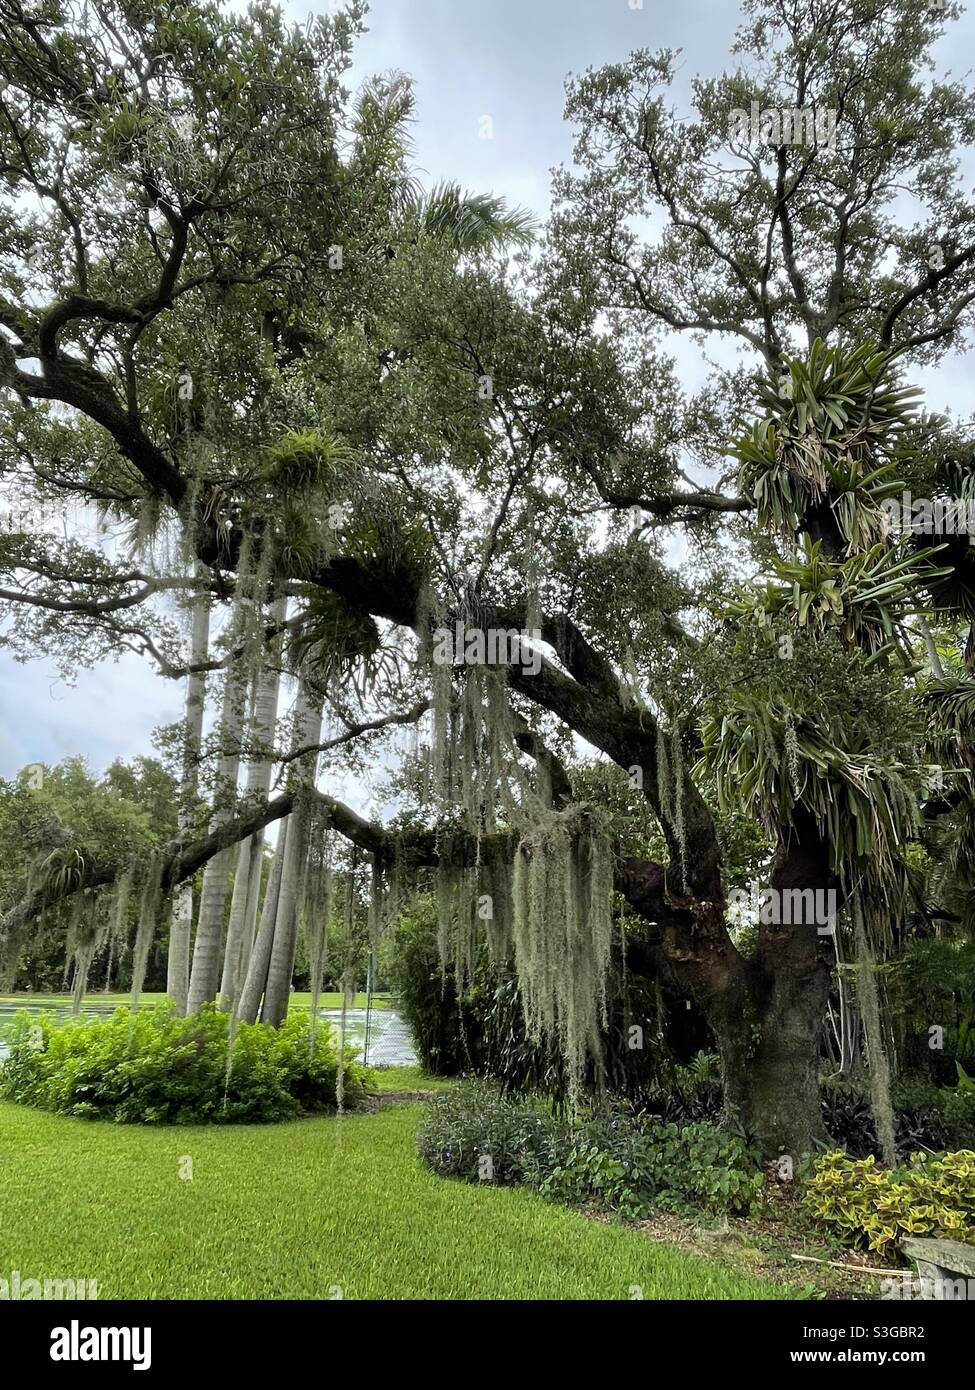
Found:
167,565 -> 211,1013
349,74 -> 535,257
218,595 -> 287,1011
260,672 -> 323,1026
186,654 -> 248,1014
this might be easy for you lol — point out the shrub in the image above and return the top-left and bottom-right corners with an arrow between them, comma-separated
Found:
942,1086 -> 975,1149
0,1004 -> 373,1124
821,1078 -> 944,1160
888,937 -> 975,1083
476,973 -> 568,1100
820,1076 -> 975,1159
418,1083 -> 764,1220
417,1081 -> 560,1185
804,1149 -> 975,1253
891,1075 -> 975,1151
638,1052 -> 724,1126
820,1081 -> 880,1157
539,1107 -> 764,1219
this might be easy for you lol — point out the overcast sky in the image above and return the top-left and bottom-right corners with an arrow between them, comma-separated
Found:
2,0 -> 974,782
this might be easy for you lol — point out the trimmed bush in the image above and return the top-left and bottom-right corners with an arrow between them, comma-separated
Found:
0,1004 -> 374,1124
804,1148 -> 975,1253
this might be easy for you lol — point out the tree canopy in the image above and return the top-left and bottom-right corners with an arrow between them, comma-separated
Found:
3,0 -> 975,1156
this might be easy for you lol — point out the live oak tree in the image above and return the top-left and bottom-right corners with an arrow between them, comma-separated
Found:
3,0 -> 975,1156
540,0 -> 975,1155
0,0 -> 535,1013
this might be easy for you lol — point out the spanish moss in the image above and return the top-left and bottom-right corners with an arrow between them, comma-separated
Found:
509,805 -> 614,1102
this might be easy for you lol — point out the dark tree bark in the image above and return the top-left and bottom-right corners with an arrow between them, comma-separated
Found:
621,806 -> 835,1157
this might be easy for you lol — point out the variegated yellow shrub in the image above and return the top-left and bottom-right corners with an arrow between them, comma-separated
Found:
804,1149 -> 975,1253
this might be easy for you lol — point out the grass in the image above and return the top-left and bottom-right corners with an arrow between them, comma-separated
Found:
0,991 -> 388,1011
0,1097 -> 791,1300
373,1064 -> 455,1093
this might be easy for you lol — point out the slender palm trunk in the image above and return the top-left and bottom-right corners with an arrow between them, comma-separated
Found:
167,567 -> 211,1013
238,833 -> 265,984
218,597 -> 287,1010
260,678 -> 323,1026
917,616 -> 945,678
236,817 -> 288,1024
260,810 -> 312,1026
219,834 -> 256,1013
186,661 -> 247,1013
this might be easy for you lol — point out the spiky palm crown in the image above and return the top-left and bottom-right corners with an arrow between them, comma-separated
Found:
706,341 -> 951,884
727,535 -> 948,662
411,182 -> 536,256
732,340 -> 921,550
697,626 -> 924,880
288,588 -> 382,702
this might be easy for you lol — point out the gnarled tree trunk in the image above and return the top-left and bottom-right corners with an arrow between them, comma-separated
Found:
712,942 -> 830,1159
623,807 -> 834,1159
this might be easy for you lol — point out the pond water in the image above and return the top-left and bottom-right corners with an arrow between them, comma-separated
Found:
0,1001 -> 416,1067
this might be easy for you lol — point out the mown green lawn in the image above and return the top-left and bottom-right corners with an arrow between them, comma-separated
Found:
0,991 -> 387,1011
0,1094 -> 790,1300
371,1064 -> 455,1092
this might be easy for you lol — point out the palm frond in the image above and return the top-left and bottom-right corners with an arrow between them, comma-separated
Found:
351,72 -> 416,165
696,693 -> 922,880
732,339 -> 921,547
412,181 -> 536,254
